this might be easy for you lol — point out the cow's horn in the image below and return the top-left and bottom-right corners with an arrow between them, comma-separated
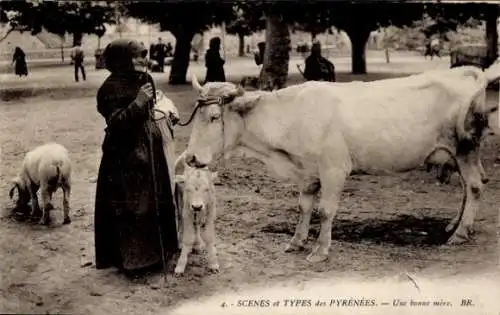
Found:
191,74 -> 203,92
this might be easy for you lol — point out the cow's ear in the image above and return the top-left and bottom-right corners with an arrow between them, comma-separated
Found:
229,94 -> 261,116
487,106 -> 498,115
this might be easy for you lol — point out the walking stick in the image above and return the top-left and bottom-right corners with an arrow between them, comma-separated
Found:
140,71 -> 169,286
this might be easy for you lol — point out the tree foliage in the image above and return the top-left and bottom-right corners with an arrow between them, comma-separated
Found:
225,4 -> 265,37
126,1 -> 233,37
125,0 -> 235,84
0,0 -> 116,44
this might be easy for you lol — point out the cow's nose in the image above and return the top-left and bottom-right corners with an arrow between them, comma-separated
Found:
192,204 -> 203,212
482,177 -> 489,184
185,153 -> 206,168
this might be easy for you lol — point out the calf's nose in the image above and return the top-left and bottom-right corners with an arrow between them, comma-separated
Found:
482,177 -> 489,184
191,204 -> 203,212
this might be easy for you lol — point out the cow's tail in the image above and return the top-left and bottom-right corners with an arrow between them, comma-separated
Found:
455,68 -> 489,142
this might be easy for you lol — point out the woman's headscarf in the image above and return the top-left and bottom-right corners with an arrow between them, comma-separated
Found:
103,39 -> 148,73
209,37 -> 221,51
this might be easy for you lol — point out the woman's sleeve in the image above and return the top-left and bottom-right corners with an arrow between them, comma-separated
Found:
97,87 -> 150,133
205,51 -> 211,68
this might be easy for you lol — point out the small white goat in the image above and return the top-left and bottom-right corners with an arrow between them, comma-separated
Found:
9,142 -> 72,225
173,152 -> 219,275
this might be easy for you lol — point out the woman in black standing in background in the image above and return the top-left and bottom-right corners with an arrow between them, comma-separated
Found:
12,46 -> 28,77
204,37 -> 226,83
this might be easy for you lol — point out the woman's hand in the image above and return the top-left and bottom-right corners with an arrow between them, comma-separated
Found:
135,83 -> 154,108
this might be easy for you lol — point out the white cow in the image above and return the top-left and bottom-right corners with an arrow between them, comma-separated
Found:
182,64 -> 499,263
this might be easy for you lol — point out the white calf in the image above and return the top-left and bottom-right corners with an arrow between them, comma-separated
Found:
173,154 -> 219,275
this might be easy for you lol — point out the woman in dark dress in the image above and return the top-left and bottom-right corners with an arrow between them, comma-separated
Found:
94,39 -> 179,276
12,47 -> 28,77
204,37 -> 226,83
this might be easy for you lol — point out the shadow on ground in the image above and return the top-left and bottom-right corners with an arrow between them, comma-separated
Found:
262,213 -> 452,247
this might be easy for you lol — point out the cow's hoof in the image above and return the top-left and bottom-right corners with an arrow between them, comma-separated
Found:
445,221 -> 457,233
63,217 -> 71,225
306,252 -> 328,263
174,268 -> 185,276
447,233 -> 468,245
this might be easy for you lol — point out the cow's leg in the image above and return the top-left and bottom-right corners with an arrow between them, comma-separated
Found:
307,169 -> 346,263
447,155 -> 485,244
174,216 -> 195,275
307,138 -> 351,263
201,222 -> 219,273
285,181 -> 319,252
62,182 -> 71,224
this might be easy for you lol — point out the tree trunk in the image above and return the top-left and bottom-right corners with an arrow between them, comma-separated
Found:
485,7 -> 499,67
169,31 -> 195,85
345,26 -> 371,74
238,32 -> 245,57
258,13 -> 291,91
385,47 -> 390,63
60,35 -> 65,63
72,32 -> 83,47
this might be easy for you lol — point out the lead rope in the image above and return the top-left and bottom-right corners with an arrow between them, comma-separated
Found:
141,72 -> 169,286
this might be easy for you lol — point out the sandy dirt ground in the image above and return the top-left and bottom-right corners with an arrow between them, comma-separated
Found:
0,56 -> 498,314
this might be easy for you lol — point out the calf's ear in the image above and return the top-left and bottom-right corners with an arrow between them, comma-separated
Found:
174,175 -> 185,186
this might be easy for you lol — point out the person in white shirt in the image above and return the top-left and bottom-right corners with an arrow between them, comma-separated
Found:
70,41 -> 86,82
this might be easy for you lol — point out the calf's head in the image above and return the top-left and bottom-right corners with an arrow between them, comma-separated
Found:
175,167 -> 218,222
184,75 -> 248,168
9,176 -> 30,207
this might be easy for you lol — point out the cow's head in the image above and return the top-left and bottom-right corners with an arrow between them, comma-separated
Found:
175,166 -> 218,223
184,74 -> 255,168
9,176 -> 30,207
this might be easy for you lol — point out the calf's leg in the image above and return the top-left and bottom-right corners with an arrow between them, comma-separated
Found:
192,219 -> 203,253
201,222 -> 219,273
174,215 -> 195,275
